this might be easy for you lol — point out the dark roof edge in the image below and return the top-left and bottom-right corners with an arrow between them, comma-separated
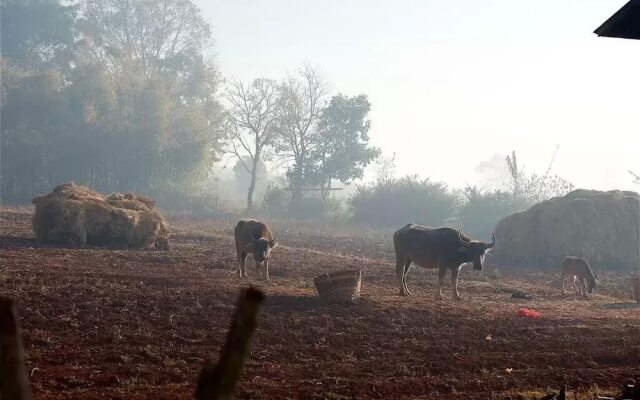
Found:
594,0 -> 640,37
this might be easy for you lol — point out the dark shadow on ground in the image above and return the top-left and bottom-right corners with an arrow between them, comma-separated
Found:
0,235 -> 60,249
597,302 -> 639,310
264,293 -> 378,313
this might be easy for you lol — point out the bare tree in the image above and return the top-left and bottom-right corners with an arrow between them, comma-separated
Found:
505,149 -> 573,205
275,65 -> 329,205
225,78 -> 279,212
505,151 -> 522,198
630,170 -> 640,186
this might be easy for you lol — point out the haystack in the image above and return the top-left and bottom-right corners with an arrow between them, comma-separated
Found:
491,189 -> 639,271
32,182 -> 169,249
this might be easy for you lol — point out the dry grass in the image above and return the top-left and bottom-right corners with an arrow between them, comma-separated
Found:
31,182 -> 169,249
494,189 -> 640,272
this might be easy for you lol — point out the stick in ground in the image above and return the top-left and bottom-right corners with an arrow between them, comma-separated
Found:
195,287 -> 266,400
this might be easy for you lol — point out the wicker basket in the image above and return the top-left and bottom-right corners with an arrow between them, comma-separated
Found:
313,269 -> 362,302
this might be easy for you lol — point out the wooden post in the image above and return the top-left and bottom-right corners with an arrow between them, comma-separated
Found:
0,297 -> 31,400
195,287 -> 265,400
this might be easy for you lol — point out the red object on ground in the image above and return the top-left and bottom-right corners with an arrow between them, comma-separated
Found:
517,308 -> 542,318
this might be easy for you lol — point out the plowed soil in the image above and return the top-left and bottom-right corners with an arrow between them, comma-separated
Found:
1,210 -> 639,399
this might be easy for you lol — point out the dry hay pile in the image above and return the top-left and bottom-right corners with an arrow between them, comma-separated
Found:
492,189 -> 639,271
32,182 -> 169,249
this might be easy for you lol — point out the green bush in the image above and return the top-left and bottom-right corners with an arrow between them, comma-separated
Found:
260,186 -> 291,217
260,185 -> 346,220
456,187 -> 525,240
349,175 -> 456,228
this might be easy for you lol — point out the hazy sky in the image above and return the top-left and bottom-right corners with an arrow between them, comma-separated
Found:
197,0 -> 639,191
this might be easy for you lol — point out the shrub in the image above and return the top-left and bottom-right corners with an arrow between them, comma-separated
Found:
260,186 -> 290,217
350,175 -> 456,228
456,186 -> 525,240
260,185 -> 346,220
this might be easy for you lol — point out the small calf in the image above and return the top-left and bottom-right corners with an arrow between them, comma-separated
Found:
560,256 -> 597,298
234,219 -> 277,281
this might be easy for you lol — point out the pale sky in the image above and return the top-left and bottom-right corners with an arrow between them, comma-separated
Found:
197,0 -> 639,191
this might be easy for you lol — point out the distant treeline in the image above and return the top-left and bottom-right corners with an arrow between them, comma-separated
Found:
261,157 -> 575,239
1,0 -> 223,204
1,0 -> 579,238
0,0 -> 379,212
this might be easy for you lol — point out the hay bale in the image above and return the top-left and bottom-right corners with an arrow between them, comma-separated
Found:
492,189 -> 639,271
32,182 -> 169,249
313,270 -> 362,302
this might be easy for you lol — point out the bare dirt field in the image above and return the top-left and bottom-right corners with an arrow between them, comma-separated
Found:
1,210 -> 639,399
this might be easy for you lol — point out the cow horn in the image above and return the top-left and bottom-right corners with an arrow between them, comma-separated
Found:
486,233 -> 496,249
458,229 -> 465,243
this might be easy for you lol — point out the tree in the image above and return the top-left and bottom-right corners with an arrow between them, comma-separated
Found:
76,0 -> 212,78
0,0 -> 224,205
0,0 -> 75,68
505,149 -> 574,206
375,152 -> 396,185
233,157 -> 268,201
308,94 -> 380,197
225,79 -> 279,211
275,65 -> 328,205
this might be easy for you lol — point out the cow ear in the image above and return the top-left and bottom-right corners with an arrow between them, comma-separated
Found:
269,239 -> 278,248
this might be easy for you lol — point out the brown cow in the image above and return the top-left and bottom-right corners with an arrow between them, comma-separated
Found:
560,256 -> 597,297
393,223 -> 495,300
234,219 -> 277,281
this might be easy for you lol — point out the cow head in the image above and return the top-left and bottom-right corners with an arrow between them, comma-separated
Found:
585,275 -> 597,293
457,231 -> 495,271
252,238 -> 278,265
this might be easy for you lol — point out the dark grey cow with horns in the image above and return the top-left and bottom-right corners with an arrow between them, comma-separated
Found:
393,223 -> 496,300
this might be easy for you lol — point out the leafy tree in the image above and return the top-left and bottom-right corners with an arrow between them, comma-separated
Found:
225,79 -> 279,211
308,94 -> 380,197
0,0 -> 75,68
0,0 -> 224,205
75,0 -> 211,78
275,65 -> 328,205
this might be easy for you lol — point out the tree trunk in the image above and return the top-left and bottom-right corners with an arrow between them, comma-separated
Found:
246,162 -> 258,213
290,161 -> 304,209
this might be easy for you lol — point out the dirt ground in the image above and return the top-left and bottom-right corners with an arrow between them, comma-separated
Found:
1,210 -> 639,399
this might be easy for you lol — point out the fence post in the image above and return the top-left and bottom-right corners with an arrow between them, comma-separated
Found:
195,287 -> 265,400
0,297 -> 31,400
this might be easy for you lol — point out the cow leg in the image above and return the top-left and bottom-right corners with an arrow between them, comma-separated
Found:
579,278 -> 587,298
573,276 -> 581,294
263,260 -> 271,282
436,266 -> 447,300
403,261 -> 413,296
396,256 -> 408,296
560,273 -> 567,295
451,266 -> 462,300
237,251 -> 248,278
